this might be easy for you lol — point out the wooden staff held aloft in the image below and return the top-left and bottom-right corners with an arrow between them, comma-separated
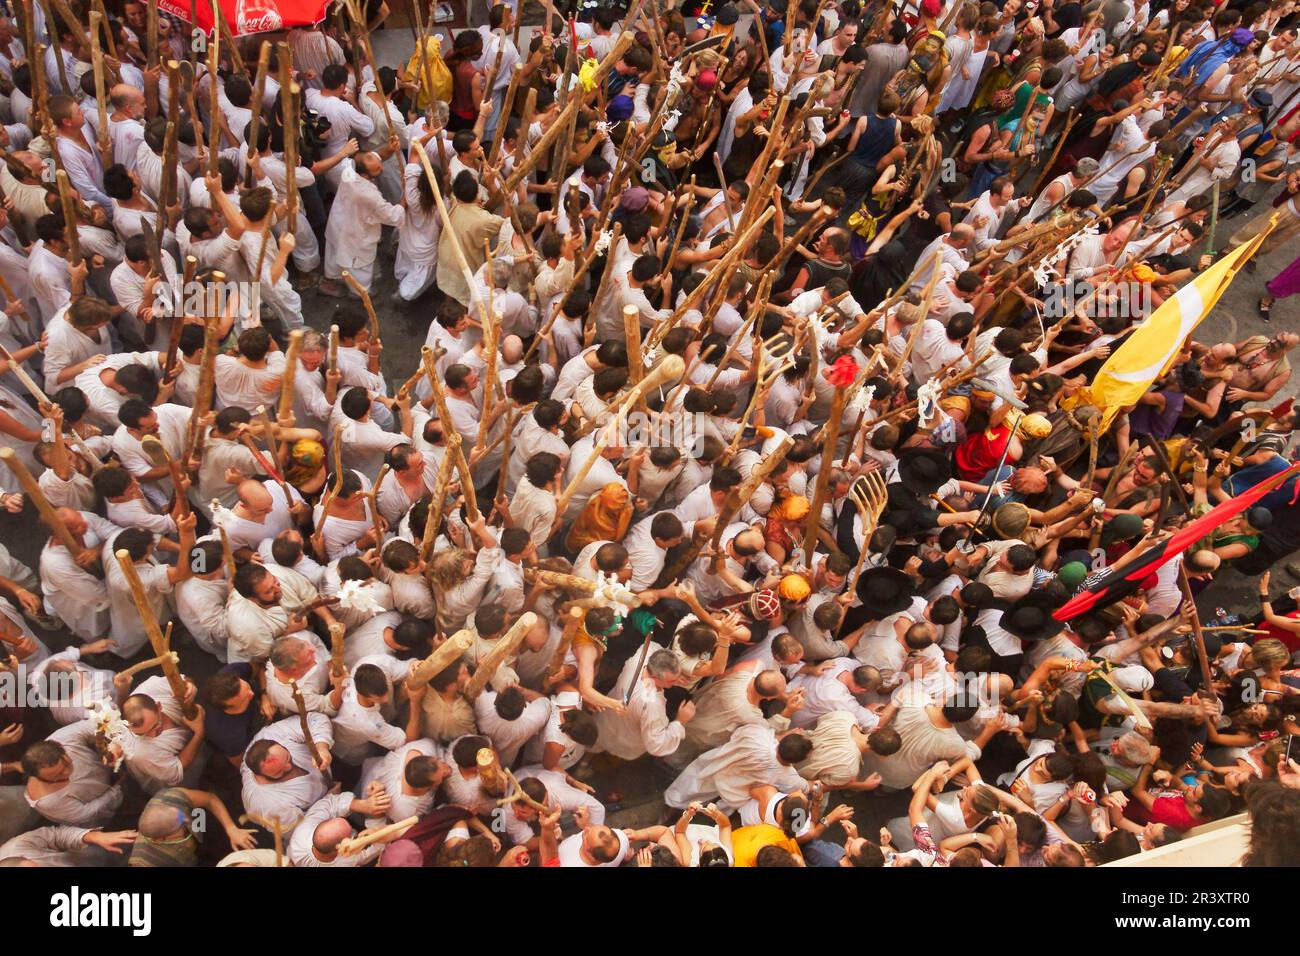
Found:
554,356 -> 686,518
496,32 -> 637,200
88,10 -> 111,168
464,612 -> 539,701
420,345 -> 479,521
337,816 -> 419,856
422,436 -> 459,563
657,435 -> 795,585
277,44 -> 301,227
407,629 -> 475,690
278,329 -> 305,422
0,448 -> 82,555
802,384 -> 852,559
113,549 -> 197,718
54,170 -> 82,266
184,271 -> 225,463
546,606 -> 586,686
340,270 -> 382,348
289,679 -> 327,770
140,433 -> 191,518
0,345 -> 102,469
343,0 -> 396,141
206,9 -> 222,176
410,142 -> 497,342
243,42 -> 272,188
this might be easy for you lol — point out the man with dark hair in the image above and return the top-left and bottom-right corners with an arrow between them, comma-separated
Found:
304,64 -> 376,190
436,170 -> 504,307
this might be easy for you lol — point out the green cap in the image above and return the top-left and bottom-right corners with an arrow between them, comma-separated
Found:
1056,561 -> 1088,590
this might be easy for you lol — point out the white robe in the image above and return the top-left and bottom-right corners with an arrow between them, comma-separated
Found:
323,160 -> 403,288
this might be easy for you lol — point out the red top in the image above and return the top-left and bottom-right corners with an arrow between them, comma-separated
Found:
955,423 -> 1011,482
450,60 -> 480,120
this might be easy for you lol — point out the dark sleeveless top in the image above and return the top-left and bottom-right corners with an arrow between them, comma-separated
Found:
851,113 -> 898,171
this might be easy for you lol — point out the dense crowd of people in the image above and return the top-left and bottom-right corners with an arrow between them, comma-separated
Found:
0,0 -> 1299,869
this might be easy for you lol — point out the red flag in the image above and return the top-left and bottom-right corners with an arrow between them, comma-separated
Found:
1053,463 -> 1300,621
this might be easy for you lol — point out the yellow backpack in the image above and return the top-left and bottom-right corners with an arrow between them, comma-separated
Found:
405,35 -> 453,111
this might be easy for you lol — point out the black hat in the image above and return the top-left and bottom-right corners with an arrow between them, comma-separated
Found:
1246,506 -> 1273,530
855,566 -> 914,619
999,591 -> 1066,643
897,448 -> 952,495
717,3 -> 740,25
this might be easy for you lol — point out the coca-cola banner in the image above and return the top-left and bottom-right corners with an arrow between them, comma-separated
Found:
157,0 -> 329,36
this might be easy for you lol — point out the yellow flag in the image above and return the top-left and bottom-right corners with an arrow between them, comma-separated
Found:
1088,219 -> 1277,428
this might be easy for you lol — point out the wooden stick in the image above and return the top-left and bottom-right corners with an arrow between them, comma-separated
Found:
0,448 -> 81,554
277,45 -> 301,228
659,435 -> 795,585
0,344 -> 101,469
146,0 -> 159,69
411,142 -> 496,341
645,207 -> 777,350
407,629 -> 475,690
487,64 -> 522,166
545,606 -> 585,684
464,612 -> 538,701
344,0 -> 396,141
184,272 -> 225,463
340,270 -> 382,345
39,0 -> 71,93
243,42 -> 272,188
420,346 -> 479,520
113,550 -> 196,717
277,330 -> 305,422
88,10 -> 111,167
54,170 -> 82,266
117,651 -> 181,683
366,464 -> 390,549
554,356 -> 686,518
337,816 -> 418,856
211,0 -> 245,77
327,622 -> 346,678
206,7 -> 222,176
288,679 -> 326,769
584,223 -> 624,347
422,436 -> 459,562
239,813 -> 282,866
802,391 -> 848,558
497,32 -> 637,199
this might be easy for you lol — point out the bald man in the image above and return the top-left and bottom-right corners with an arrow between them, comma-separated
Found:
116,675 -> 206,794
673,660 -> 801,769
107,85 -> 147,173
220,479 -> 305,552
912,225 -> 974,293
322,152 -> 404,296
128,787 -> 255,867
286,789 -> 396,867
37,508 -> 118,641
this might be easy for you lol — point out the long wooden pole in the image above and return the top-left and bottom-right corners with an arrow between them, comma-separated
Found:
113,550 -> 197,718
464,611 -> 539,701
420,346 -> 479,521
277,329 -> 305,422
0,448 -> 80,553
408,629 -> 475,690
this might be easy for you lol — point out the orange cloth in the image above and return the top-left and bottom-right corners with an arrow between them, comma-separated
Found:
566,483 -> 632,552
731,824 -> 803,867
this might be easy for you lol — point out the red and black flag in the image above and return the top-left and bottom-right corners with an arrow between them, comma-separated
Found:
1053,463 -> 1300,622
